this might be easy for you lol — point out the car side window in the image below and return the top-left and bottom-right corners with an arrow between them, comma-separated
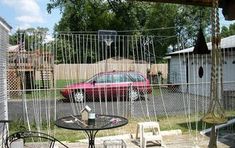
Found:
96,74 -> 112,83
112,73 -> 131,83
129,73 -> 145,82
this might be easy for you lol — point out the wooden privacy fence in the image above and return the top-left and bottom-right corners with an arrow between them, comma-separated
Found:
42,63 -> 167,80
149,64 -> 168,79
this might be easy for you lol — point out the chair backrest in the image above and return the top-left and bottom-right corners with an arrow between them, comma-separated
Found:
5,131 -> 68,148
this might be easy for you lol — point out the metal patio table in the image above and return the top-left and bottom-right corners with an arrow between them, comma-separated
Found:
55,114 -> 128,148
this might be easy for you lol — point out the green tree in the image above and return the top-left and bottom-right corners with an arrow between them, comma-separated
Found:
174,6 -> 211,49
221,23 -> 235,38
143,4 -> 177,61
47,1 -> 210,63
10,27 -> 49,51
48,0 -> 113,31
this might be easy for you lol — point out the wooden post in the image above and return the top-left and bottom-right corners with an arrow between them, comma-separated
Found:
40,70 -> 45,88
209,124 -> 217,148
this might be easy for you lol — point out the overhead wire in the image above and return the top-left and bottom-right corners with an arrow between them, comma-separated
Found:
55,25 -> 192,34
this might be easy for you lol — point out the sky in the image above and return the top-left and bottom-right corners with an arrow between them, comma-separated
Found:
0,0 -> 62,36
0,0 -> 235,36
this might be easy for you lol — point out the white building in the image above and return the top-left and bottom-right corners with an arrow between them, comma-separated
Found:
0,16 -> 11,143
167,35 -> 235,97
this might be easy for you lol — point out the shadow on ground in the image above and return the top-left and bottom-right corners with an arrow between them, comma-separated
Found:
178,116 -> 235,147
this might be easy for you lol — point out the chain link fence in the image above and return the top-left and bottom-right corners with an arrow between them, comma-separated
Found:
6,32 -> 235,139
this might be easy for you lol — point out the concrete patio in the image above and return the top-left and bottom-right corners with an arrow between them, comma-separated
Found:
62,135 -> 230,148
57,130 -> 232,148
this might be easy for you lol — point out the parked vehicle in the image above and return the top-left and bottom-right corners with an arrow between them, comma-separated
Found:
60,71 -> 152,102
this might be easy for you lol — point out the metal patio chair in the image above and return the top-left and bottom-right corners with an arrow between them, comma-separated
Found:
103,139 -> 127,148
5,131 -> 68,148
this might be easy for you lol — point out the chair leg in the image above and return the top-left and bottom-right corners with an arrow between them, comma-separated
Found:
50,141 -> 55,148
143,139 -> 146,148
136,124 -> 140,139
161,140 -> 166,147
140,125 -> 143,148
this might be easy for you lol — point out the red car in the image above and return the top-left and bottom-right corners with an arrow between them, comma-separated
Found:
60,71 -> 152,102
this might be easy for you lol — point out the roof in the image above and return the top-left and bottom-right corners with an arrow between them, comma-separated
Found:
168,35 -> 235,55
163,56 -> 171,60
97,57 -> 148,64
0,16 -> 12,31
80,105 -> 91,113
8,45 -> 20,52
8,45 -> 26,52
94,70 -> 145,76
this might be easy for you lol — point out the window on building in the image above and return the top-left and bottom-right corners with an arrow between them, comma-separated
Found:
198,66 -> 204,78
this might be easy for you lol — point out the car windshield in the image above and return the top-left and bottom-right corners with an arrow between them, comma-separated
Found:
86,74 -> 98,83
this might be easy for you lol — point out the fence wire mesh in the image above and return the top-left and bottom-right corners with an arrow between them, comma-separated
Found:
5,32 -> 235,147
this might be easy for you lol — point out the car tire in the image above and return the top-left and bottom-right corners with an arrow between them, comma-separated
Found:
73,90 -> 84,103
129,88 -> 139,101
141,90 -> 150,101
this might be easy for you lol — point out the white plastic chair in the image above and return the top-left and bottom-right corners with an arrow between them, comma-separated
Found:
136,122 -> 163,148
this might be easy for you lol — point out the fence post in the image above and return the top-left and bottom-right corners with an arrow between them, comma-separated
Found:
128,84 -> 134,118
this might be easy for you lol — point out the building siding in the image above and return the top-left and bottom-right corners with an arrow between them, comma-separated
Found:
0,20 -> 9,146
168,50 -> 235,96
169,55 -> 187,92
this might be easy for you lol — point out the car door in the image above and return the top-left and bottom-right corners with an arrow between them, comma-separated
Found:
92,73 -> 113,100
128,72 -> 149,90
111,73 -> 132,98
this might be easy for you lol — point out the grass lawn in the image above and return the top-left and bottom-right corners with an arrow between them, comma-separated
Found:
10,79 -> 83,99
9,111 -> 235,142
